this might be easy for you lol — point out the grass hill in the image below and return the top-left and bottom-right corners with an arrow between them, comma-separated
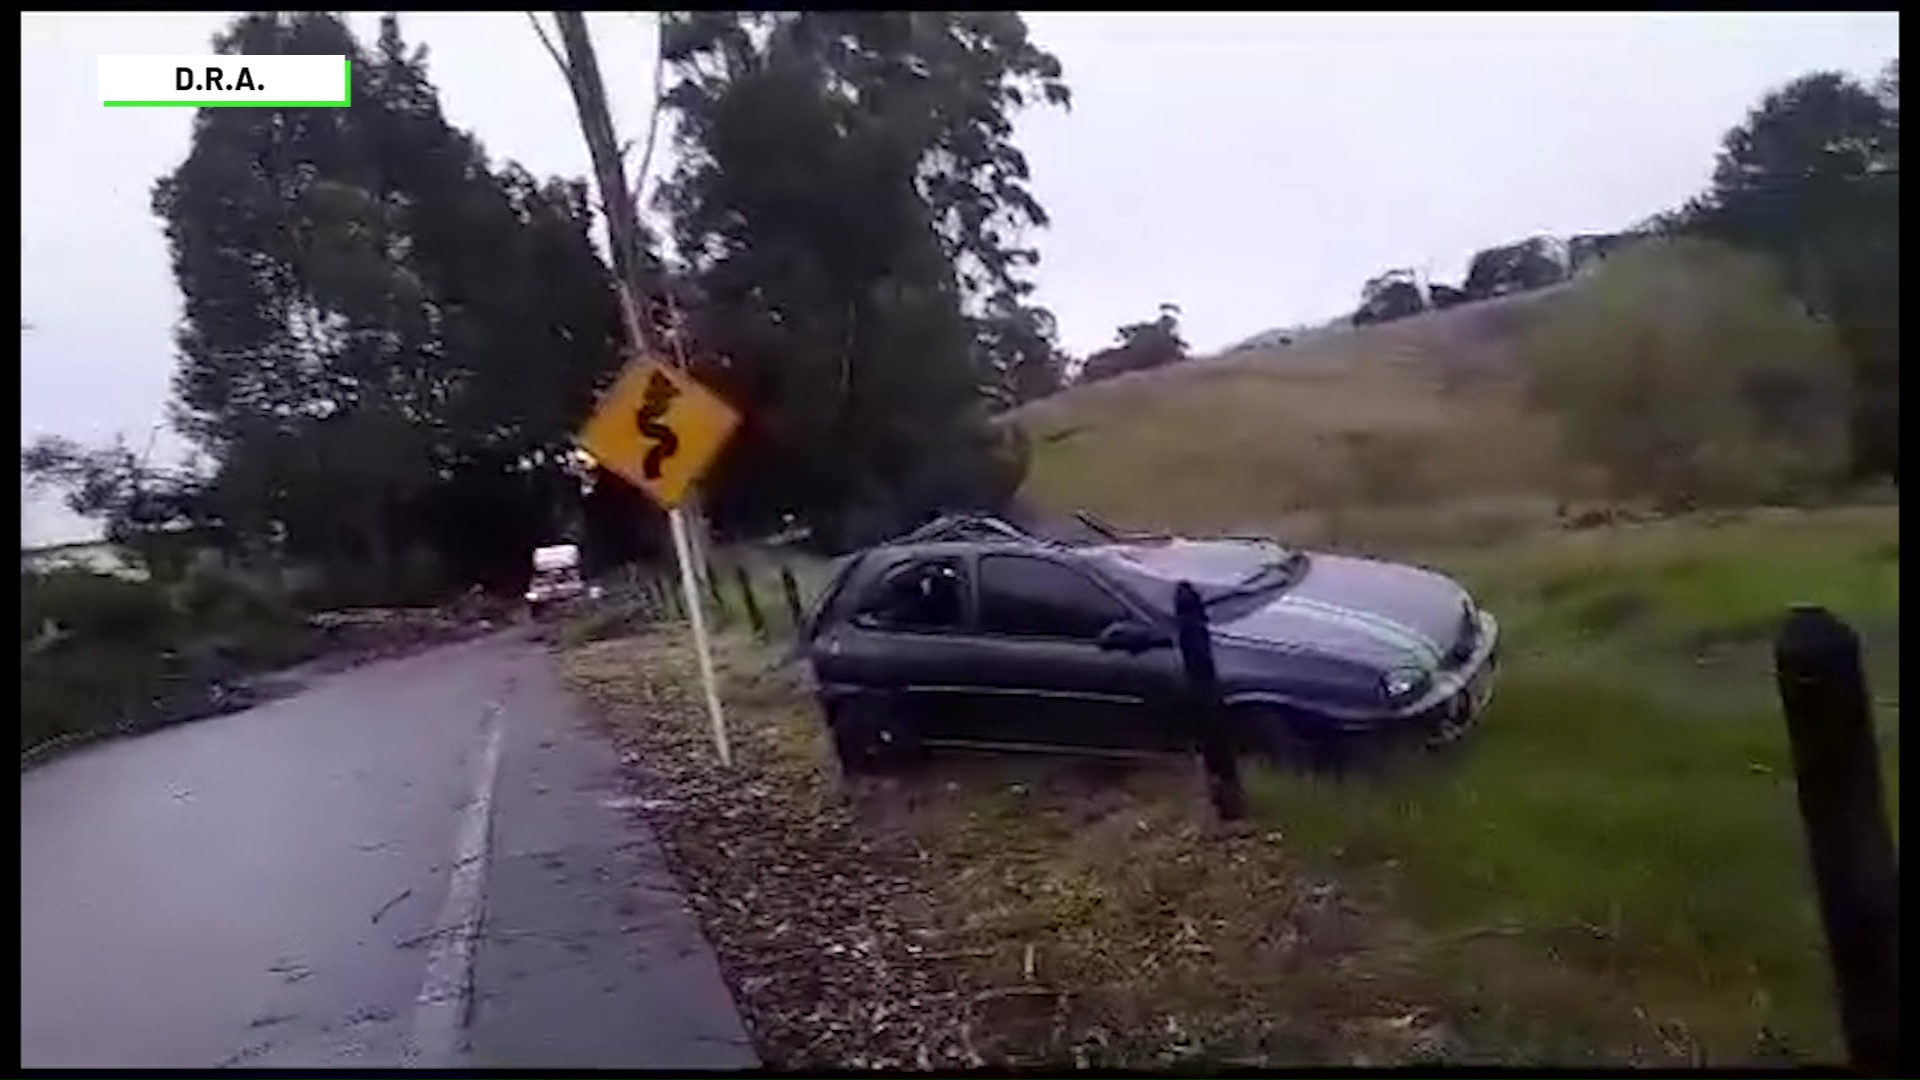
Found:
1014,288 -> 1583,553
1001,267 -> 1898,1061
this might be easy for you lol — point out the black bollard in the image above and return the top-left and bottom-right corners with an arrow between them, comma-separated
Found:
1774,605 -> 1899,1076
1173,581 -> 1246,823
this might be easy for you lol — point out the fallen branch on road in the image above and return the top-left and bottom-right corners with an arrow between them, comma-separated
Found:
371,887 -> 413,925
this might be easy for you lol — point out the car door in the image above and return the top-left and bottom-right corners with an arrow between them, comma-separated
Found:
814,555 -> 977,737
948,553 -> 1187,754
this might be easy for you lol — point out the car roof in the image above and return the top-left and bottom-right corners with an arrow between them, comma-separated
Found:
867,534 -> 1258,574
866,536 -> 1065,563
894,513 -> 1056,545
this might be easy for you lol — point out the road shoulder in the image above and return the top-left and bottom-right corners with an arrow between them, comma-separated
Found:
467,644 -> 758,1069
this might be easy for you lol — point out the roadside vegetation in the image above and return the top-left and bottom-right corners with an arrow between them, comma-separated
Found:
565,502 -> 1895,1066
955,64 -> 1898,1060
556,49 -> 1896,1067
20,563 -> 313,754
1251,506 -> 1897,1062
20,556 -> 516,757
569,625 -> 1455,1068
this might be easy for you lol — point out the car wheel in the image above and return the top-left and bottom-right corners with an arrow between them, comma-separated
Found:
825,695 -> 920,776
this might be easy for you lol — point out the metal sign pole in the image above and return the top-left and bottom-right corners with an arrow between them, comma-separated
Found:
546,12 -> 734,768
669,504 -> 731,766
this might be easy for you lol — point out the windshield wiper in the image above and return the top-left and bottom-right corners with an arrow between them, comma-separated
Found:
1073,509 -> 1120,540
1202,551 -> 1306,608
1074,509 -> 1171,544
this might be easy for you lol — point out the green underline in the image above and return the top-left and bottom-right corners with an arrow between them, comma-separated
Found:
104,99 -> 351,108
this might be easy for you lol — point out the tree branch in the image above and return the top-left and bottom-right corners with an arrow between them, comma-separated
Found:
633,11 -> 669,213
525,11 -> 568,79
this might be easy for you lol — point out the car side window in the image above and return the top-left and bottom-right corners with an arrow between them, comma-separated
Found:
855,559 -> 966,631
976,555 -> 1130,641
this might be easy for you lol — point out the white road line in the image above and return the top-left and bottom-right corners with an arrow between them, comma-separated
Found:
407,700 -> 506,1067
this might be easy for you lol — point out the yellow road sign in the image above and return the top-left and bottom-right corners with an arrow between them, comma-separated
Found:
576,357 -> 741,509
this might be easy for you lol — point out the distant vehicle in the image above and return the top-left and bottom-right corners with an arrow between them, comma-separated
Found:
800,512 -> 1499,773
525,543 -> 598,619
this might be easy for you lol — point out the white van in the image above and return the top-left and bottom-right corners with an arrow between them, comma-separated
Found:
525,543 -> 597,618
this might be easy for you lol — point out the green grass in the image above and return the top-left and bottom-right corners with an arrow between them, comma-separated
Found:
572,508 -> 1896,1064
1243,505 -> 1899,1061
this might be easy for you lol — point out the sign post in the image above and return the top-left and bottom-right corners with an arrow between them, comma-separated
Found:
578,357 -> 743,766
668,505 -> 729,765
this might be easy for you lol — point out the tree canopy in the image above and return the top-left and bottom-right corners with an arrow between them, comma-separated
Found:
1079,304 -> 1188,384
26,10 -> 1075,595
653,12 -> 1071,542
1665,61 -> 1899,482
29,12 -> 633,597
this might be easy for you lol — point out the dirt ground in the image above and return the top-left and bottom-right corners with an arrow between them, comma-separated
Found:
563,628 -> 1474,1069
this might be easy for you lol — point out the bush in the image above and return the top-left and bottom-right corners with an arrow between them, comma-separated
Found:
1518,238 -> 1852,509
22,568 -> 177,647
21,570 -> 176,749
21,564 -> 314,753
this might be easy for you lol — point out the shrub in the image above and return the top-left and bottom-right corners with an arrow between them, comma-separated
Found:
21,569 -> 177,749
1518,238 -> 1852,509
22,568 -> 177,648
21,564 -> 314,753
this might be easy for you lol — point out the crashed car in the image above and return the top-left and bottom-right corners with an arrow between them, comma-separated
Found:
801,512 -> 1499,771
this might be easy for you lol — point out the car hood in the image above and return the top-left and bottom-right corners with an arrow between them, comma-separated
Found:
1212,552 -> 1471,671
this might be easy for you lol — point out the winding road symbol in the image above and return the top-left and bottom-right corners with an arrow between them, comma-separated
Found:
636,371 -> 681,480
577,357 -> 739,509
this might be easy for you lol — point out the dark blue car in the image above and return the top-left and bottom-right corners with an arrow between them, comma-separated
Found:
802,513 -> 1499,772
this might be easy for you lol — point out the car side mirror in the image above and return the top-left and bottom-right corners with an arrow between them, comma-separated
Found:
1097,620 -> 1167,653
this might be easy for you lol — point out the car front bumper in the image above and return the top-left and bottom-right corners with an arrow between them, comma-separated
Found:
1224,611 -> 1501,744
1406,611 -> 1500,745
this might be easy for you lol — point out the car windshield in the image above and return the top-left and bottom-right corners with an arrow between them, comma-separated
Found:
1090,538 -> 1306,617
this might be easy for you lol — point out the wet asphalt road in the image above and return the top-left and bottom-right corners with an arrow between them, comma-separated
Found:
20,630 -> 757,1069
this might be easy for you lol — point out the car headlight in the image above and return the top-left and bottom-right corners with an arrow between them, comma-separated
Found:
1382,666 -> 1429,701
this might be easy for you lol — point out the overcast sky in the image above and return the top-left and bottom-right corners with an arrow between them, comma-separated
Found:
19,11 -> 1898,547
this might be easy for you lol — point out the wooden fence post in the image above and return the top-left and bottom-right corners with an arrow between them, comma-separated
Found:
779,564 -> 806,634
706,561 -> 729,627
1173,581 -> 1246,824
1774,605 -> 1898,1075
735,565 -> 766,638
